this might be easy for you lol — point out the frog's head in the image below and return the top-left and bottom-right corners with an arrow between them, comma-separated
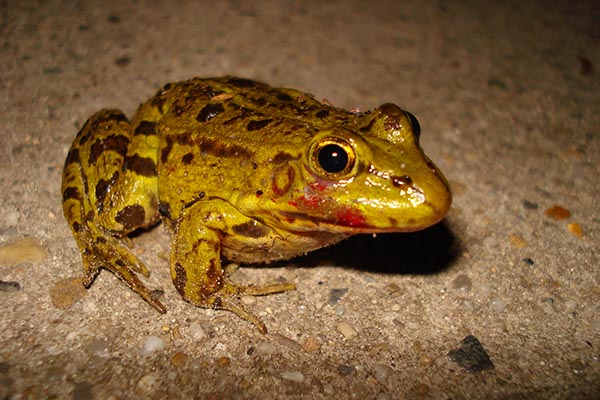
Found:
268,103 -> 451,234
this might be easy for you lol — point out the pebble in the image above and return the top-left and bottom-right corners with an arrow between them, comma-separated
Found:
544,205 -> 570,220
490,297 -> 506,312
373,364 -> 391,384
141,336 -> 164,356
188,322 -> 206,341
302,336 -> 321,353
280,370 -> 305,383
482,236 -> 498,248
72,382 -> 94,400
216,356 -> 230,367
0,237 -> 46,266
136,373 -> 160,396
86,338 -> 111,358
451,274 -> 472,292
567,223 -> 583,238
336,322 -> 357,340
49,277 -> 86,309
337,364 -> 355,376
328,288 -> 349,305
171,352 -> 189,367
256,341 -> 277,355
508,234 -> 527,248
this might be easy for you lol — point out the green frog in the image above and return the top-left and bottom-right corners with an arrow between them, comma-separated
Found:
62,77 -> 451,333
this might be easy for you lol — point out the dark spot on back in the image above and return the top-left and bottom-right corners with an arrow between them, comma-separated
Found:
62,187 -> 81,201
72,222 -> 83,233
95,178 -> 110,210
115,204 -> 145,230
272,151 -> 298,164
161,135 -> 174,163
89,135 -> 130,165
247,119 -> 273,131
228,77 -> 256,88
65,148 -> 80,166
316,109 -> 330,119
181,152 -> 194,164
197,103 -> 225,122
134,121 -> 157,136
123,154 -> 157,177
277,93 -> 293,101
200,138 -> 253,159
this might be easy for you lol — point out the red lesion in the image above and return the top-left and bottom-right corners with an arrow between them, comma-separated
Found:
292,187 -> 367,228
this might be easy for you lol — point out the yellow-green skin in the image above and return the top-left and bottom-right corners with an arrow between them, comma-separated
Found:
62,77 -> 451,333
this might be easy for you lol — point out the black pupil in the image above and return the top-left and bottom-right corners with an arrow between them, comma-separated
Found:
318,144 -> 348,173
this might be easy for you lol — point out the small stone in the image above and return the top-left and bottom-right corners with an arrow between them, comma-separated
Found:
256,342 -> 277,355
86,338 -> 111,358
490,297 -> 506,312
410,383 -> 430,396
544,205 -> 571,220
522,200 -> 538,210
448,335 -> 495,373
373,364 -> 391,384
50,277 -> 86,309
0,280 -> 20,292
482,236 -> 498,248
136,373 -> 160,396
216,356 -> 230,367
451,274 -> 472,292
418,354 -> 433,368
72,382 -> 94,400
281,370 -> 305,382
0,237 -> 46,266
336,322 -> 357,340
508,234 -> 527,248
567,223 -> 583,238
328,288 -> 349,305
188,322 -> 206,341
141,336 -> 164,356
171,352 -> 189,367
303,336 -> 321,353
337,364 -> 355,376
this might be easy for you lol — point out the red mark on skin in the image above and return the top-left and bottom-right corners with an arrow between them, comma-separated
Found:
336,206 -> 367,227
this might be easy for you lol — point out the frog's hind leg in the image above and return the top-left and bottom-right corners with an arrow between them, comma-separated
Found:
62,109 -> 164,313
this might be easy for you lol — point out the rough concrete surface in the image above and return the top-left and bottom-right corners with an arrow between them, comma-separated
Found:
1,1 -> 599,399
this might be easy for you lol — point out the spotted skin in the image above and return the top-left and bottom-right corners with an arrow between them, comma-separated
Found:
62,77 -> 451,333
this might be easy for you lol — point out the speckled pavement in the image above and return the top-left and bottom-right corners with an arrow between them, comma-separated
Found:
1,1 -> 599,399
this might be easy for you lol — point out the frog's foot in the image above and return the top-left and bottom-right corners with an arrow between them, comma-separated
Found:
209,280 -> 296,334
78,225 -> 166,313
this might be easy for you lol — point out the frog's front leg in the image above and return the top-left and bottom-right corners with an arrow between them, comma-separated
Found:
171,199 -> 296,333
62,109 -> 163,312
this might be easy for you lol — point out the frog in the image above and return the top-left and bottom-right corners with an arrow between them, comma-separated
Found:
61,76 -> 451,333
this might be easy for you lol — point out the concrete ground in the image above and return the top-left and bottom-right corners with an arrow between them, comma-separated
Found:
1,0 -> 599,398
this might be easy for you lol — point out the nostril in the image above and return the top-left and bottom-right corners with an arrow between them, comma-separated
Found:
392,175 -> 412,187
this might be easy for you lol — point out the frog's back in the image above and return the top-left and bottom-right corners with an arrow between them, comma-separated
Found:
154,77 -> 363,217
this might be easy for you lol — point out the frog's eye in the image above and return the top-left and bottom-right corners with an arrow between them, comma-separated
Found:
406,112 -> 421,141
310,137 -> 356,178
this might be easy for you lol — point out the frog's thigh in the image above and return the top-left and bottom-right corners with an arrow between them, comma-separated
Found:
170,199 -> 295,333
63,109 -> 164,312
87,118 -> 160,234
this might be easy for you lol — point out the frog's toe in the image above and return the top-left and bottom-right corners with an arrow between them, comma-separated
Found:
232,281 -> 297,296
214,281 -> 296,333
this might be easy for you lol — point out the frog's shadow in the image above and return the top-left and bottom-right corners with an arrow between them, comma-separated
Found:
261,221 -> 458,275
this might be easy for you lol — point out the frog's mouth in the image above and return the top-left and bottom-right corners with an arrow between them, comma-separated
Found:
276,196 -> 450,234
